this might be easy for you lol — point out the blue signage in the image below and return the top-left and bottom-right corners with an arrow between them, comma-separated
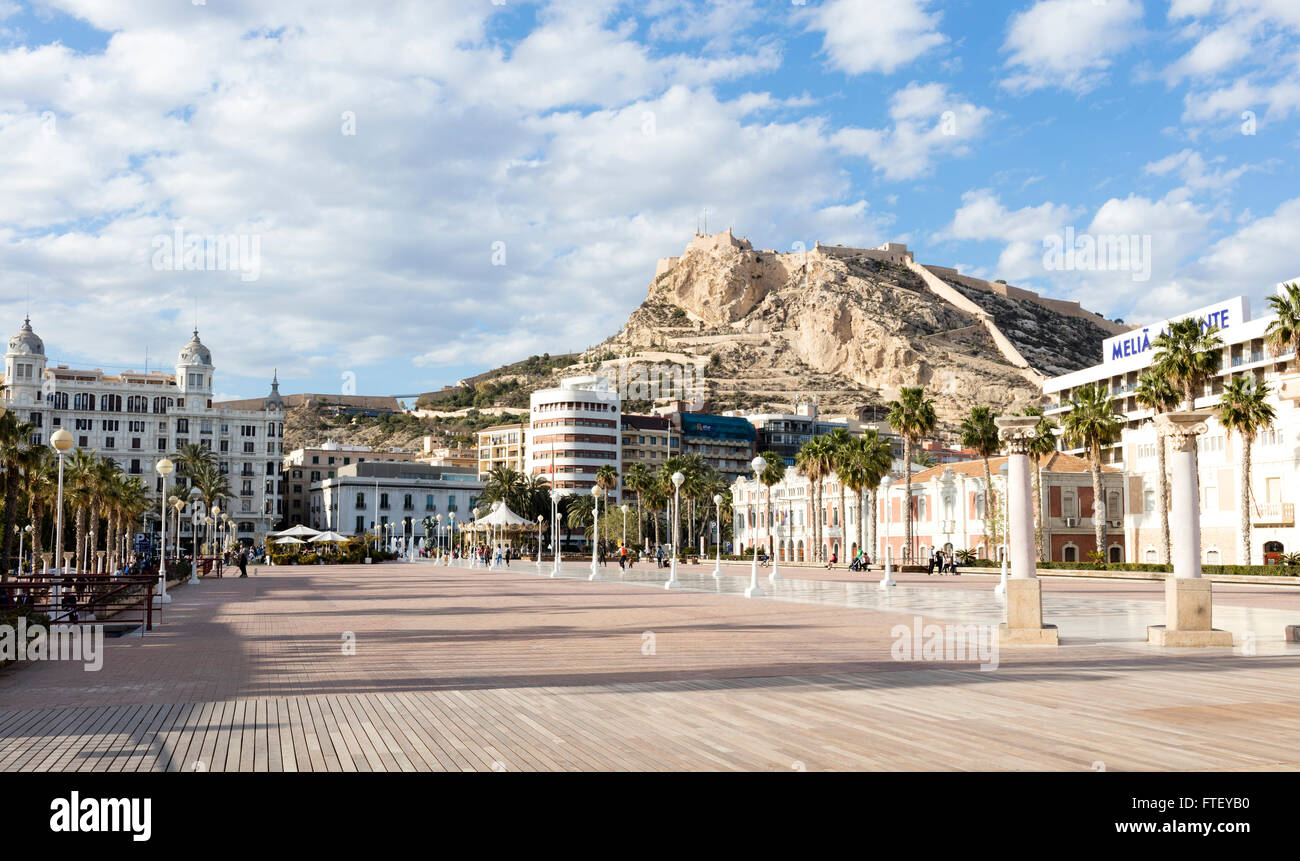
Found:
1101,297 -> 1248,365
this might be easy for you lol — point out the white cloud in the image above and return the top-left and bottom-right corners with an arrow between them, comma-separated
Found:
808,0 -> 947,76
1001,0 -> 1144,93
832,82 -> 992,181
1143,148 -> 1255,198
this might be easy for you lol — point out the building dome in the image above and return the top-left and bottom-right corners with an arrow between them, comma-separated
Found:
7,317 -> 44,356
178,329 -> 212,366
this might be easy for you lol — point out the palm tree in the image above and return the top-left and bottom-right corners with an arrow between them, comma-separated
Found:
1265,282 -> 1300,359
823,428 -> 856,561
519,474 -> 551,522
1022,407 -> 1058,561
481,466 -> 526,512
1060,384 -> 1122,557
959,406 -> 1001,548
564,494 -> 597,540
1135,370 -> 1180,563
795,436 -> 834,562
22,446 -> 56,569
1218,376 -> 1276,565
887,386 -> 937,563
623,462 -> 653,549
594,464 -> 619,553
0,411 -> 34,579
63,448 -> 99,575
756,451 -> 786,558
1152,316 -> 1224,409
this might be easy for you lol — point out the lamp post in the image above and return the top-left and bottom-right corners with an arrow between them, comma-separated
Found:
434,513 -> 442,564
996,462 -> 1009,597
744,457 -> 766,598
18,523 -> 31,577
769,482 -> 782,584
665,471 -> 685,589
589,484 -> 602,580
448,512 -> 456,566
620,503 -> 629,551
155,458 -> 174,604
712,493 -> 724,579
48,429 -> 72,611
550,491 -> 561,578
536,515 -> 545,569
170,497 -> 182,566
189,488 -> 205,585
471,508 -> 481,569
879,474 -> 895,589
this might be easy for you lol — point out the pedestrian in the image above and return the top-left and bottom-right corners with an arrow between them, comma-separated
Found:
237,548 -> 248,578
655,545 -> 665,568
825,550 -> 837,570
618,544 -> 627,570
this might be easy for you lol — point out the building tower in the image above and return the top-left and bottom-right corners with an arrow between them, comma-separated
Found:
175,328 -> 214,397
4,317 -> 47,406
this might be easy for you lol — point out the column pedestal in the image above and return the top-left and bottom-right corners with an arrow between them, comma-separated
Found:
1147,578 -> 1233,646
999,579 -> 1059,645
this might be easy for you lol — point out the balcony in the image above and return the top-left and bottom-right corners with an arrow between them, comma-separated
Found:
1252,502 -> 1294,527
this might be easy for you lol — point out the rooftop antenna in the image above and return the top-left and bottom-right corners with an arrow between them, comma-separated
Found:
703,208 -> 708,234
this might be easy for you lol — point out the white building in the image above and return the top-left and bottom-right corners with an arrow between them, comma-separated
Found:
2,318 -> 285,543
1042,287 -> 1300,565
310,461 -> 483,542
527,375 -> 621,499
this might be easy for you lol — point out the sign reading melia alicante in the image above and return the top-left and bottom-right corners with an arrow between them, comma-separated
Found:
1101,296 -> 1249,366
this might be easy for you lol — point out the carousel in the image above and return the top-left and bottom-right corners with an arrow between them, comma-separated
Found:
465,501 -> 542,569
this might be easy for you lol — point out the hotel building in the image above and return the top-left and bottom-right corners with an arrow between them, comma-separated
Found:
1042,288 -> 1300,565
2,319 -> 285,542
527,376 -> 622,498
732,453 -> 1120,564
310,461 -> 483,539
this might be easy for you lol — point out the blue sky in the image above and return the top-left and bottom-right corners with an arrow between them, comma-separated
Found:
2,0 -> 1299,400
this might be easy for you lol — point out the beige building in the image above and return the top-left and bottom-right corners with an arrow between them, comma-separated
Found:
620,414 -> 680,471
280,442 -> 419,528
477,422 -> 526,479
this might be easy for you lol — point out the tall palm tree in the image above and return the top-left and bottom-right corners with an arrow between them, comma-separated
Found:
756,451 -> 786,557
1134,370 -> 1180,564
22,446 -> 56,569
823,428 -> 855,560
1265,281 -> 1300,359
1152,316 -> 1224,409
887,386 -> 937,563
657,456 -> 687,554
623,462 -> 653,548
854,429 -> 894,562
0,411 -> 34,579
520,474 -> 551,522
1218,376 -> 1276,565
795,436 -> 834,562
1022,407 -> 1058,561
1060,383 -> 1122,558
959,406 -> 1001,548
88,457 -> 119,574
594,464 -> 619,552
63,448 -> 99,575
481,466 -> 526,512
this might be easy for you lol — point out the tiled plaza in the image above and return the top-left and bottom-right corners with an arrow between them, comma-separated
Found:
1,561 -> 1298,771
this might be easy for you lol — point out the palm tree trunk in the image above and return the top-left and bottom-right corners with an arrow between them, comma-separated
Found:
1033,459 -> 1045,561
858,487 -> 867,559
2,467 -> 18,580
1091,446 -> 1105,558
765,485 -> 773,557
981,455 -> 994,554
838,481 -> 847,560
868,489 -> 877,562
75,507 -> 87,575
1241,436 -> 1252,565
1156,436 -> 1171,564
635,496 -> 643,549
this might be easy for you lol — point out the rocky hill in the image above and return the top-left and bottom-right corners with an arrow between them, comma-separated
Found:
284,230 -> 1126,449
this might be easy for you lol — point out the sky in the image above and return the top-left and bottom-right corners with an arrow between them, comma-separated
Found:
2,0 -> 1299,400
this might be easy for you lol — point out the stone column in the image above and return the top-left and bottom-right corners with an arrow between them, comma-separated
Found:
1148,412 -> 1233,646
995,416 -> 1059,646
95,550 -> 105,574
40,553 -> 51,577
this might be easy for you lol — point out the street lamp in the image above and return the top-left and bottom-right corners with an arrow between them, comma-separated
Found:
879,475 -> 895,589
620,504 -> 629,552
448,512 -> 456,566
769,481 -> 782,584
188,486 -> 203,585
155,458 -> 174,604
996,462 -> 1009,597
471,507 -> 481,569
50,429 -> 73,587
19,523 -> 31,577
549,491 -> 561,578
712,493 -> 724,579
589,484 -> 602,581
536,515 -> 545,569
745,457 -> 766,598
665,471 -> 686,589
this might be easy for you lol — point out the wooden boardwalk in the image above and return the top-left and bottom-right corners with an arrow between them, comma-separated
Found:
1,564 -> 1298,771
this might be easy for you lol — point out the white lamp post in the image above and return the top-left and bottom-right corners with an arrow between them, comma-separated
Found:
996,462 -> 1009,597
879,474 -> 895,589
435,513 -> 443,564
535,515 -> 545,569
665,471 -> 686,589
48,429 -> 72,612
18,523 -> 31,577
155,458 -> 174,604
550,492 -> 562,578
589,484 -> 602,580
620,503 -> 629,551
745,456 -> 767,598
188,487 -> 203,585
448,512 -> 456,566
712,493 -> 724,579
769,481 -> 782,584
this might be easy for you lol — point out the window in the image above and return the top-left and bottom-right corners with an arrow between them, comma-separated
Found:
425,494 -> 435,511
73,393 -> 94,411
1144,490 -> 1155,513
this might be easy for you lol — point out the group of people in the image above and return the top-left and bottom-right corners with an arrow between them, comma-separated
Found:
926,549 -> 958,575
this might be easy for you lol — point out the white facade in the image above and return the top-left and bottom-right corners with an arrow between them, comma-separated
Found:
1042,283 -> 1300,565
1,319 -> 285,542
527,375 -> 622,499
311,462 -> 483,541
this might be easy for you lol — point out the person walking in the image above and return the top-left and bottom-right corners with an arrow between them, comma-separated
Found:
237,548 -> 248,578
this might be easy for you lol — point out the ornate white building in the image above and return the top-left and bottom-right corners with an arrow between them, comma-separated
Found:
1,318 -> 285,543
